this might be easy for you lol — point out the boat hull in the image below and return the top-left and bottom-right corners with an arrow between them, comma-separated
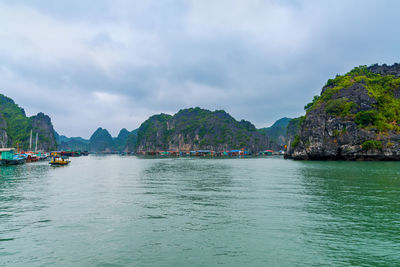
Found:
1,159 -> 25,165
49,162 -> 69,166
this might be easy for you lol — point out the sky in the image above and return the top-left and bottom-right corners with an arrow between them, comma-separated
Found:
0,0 -> 399,138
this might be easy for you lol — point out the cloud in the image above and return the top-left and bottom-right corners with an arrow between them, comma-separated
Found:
0,3 -> 165,74
0,0 -> 399,137
185,0 -> 311,55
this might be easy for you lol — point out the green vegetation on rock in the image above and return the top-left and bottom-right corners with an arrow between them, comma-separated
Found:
354,110 -> 379,127
0,94 -> 57,150
0,94 -> 32,146
304,65 -> 400,132
325,98 -> 356,116
291,135 -> 300,148
362,140 -> 382,151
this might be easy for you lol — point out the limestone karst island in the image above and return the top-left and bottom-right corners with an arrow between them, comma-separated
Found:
286,64 -> 400,160
2,1 -> 400,266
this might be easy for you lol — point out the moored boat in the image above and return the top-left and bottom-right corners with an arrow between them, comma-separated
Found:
0,148 -> 26,165
49,156 -> 70,166
21,152 -> 40,163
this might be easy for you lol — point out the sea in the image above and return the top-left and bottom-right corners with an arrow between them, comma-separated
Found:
1,155 -> 400,266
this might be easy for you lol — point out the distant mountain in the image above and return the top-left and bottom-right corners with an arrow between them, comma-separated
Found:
60,139 -> 90,151
113,128 -> 130,151
258,117 -> 292,150
56,127 -> 138,152
55,131 -> 89,151
55,132 -> 87,145
134,107 -> 269,153
89,127 -> 113,152
0,94 -> 57,151
54,132 -> 69,144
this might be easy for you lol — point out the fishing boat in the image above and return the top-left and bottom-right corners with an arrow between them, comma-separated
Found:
23,152 -> 40,162
0,148 -> 25,165
49,155 -> 70,166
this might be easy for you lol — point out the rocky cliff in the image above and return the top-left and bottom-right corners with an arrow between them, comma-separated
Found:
135,107 -> 269,153
0,94 -> 57,150
286,64 -> 400,160
0,114 -> 8,149
31,112 -> 57,151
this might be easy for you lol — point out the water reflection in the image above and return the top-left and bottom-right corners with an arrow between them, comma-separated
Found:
298,161 -> 400,265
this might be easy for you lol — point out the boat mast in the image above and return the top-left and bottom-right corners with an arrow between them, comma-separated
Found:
29,130 -> 32,151
35,132 -> 38,152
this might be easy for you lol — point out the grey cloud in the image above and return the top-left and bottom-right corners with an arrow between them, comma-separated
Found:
0,0 -> 400,137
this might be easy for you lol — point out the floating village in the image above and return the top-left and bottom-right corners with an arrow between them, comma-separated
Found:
0,126 -> 285,167
0,148 -> 284,166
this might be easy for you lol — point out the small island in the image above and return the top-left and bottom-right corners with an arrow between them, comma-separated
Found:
286,63 -> 400,160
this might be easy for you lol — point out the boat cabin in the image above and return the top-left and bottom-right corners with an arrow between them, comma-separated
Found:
259,150 -> 274,156
196,150 -> 214,156
0,148 -> 15,160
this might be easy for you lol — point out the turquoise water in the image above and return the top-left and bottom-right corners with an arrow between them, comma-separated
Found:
1,156 -> 400,266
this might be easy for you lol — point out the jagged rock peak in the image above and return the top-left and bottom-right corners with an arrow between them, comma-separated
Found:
367,63 -> 400,77
117,128 -> 130,139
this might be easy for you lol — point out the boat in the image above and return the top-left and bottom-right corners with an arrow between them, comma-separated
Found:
258,150 -> 274,156
24,152 -> 40,162
0,148 -> 26,165
61,151 -> 82,157
49,155 -> 70,166
39,152 -> 50,160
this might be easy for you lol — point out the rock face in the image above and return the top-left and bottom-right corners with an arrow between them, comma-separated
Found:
286,64 -> 400,160
0,115 -> 8,149
0,94 -> 57,150
135,107 -> 269,153
31,112 -> 57,151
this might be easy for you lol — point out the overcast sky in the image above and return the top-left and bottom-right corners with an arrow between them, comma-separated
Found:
0,0 -> 399,138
